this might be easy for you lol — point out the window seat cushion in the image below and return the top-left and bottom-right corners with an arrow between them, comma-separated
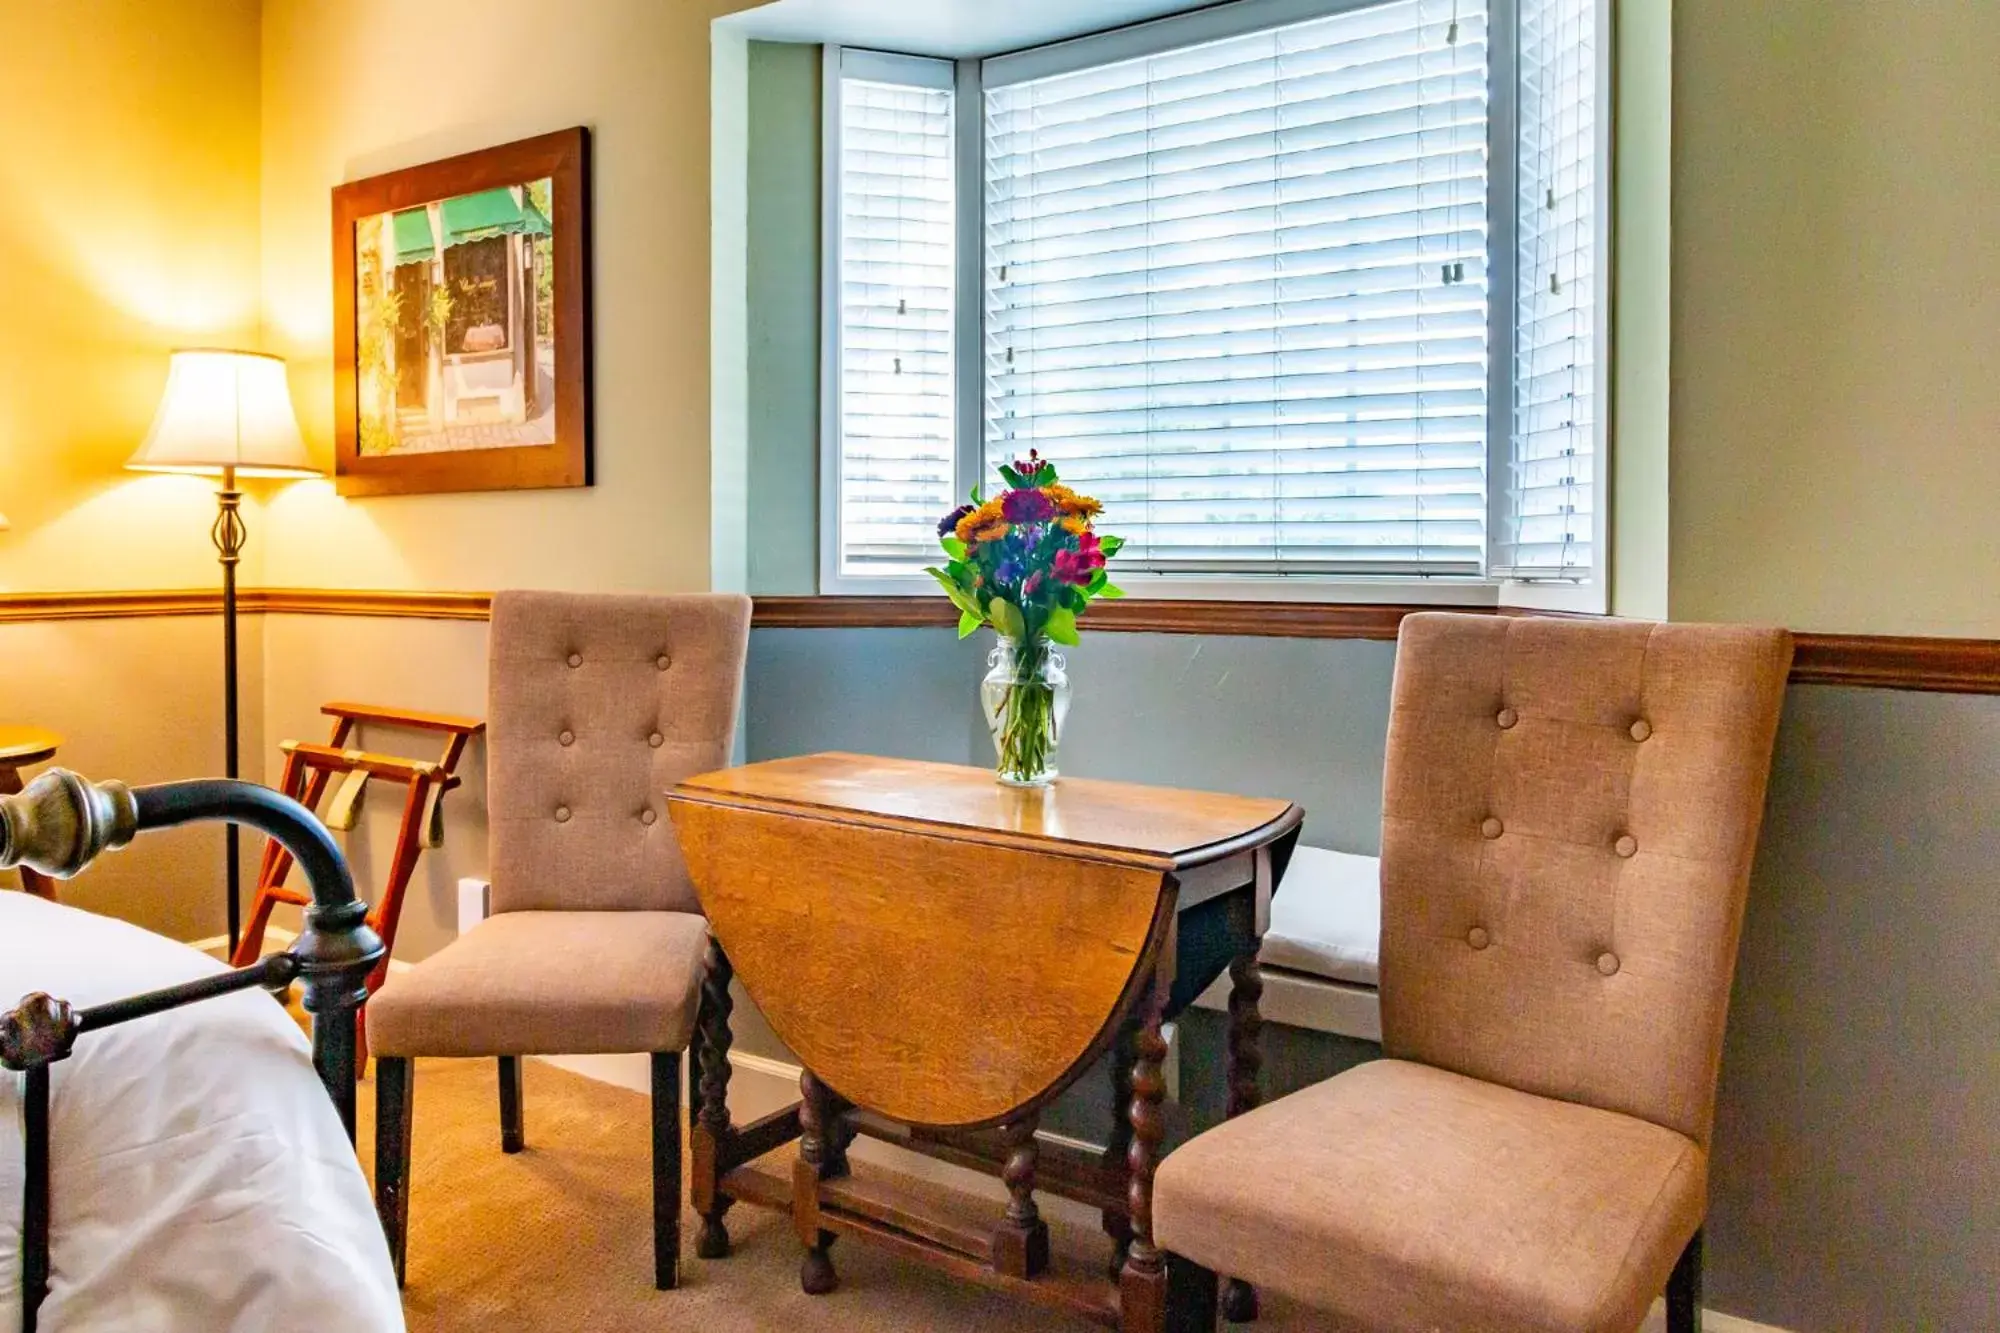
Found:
1263,846 -> 1381,988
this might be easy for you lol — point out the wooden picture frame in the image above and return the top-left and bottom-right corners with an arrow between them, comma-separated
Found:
332,128 -> 590,496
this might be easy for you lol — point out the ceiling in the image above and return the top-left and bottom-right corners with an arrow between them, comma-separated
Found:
717,0 -> 1220,59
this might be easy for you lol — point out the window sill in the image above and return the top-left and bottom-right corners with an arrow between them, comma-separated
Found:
818,575 -> 1507,607
792,575 -> 1621,639
764,591 -> 1495,640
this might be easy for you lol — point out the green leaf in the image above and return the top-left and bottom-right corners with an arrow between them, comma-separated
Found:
940,536 -> 966,560
1099,582 -> 1126,599
997,464 -> 1024,489
925,566 -> 984,620
1086,568 -> 1108,595
958,609 -> 982,639
1098,534 -> 1126,557
1044,605 -> 1081,645
970,482 -> 983,504
988,596 -> 1026,643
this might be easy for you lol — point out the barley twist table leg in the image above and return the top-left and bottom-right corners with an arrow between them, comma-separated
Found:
996,1113 -> 1051,1277
797,1070 -> 839,1296
1103,1014 -> 1139,1278
1120,972 -> 1171,1332
1222,947 -> 1265,1323
694,938 -> 735,1260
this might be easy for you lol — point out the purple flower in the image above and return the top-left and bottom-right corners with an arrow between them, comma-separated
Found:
1001,488 -> 1056,525
939,503 -> 975,537
993,558 -> 1026,587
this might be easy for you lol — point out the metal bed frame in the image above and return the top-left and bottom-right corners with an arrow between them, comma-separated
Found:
0,769 -> 383,1333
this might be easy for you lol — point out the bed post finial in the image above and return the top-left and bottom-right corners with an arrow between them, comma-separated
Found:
0,992 -> 80,1072
0,769 -> 139,880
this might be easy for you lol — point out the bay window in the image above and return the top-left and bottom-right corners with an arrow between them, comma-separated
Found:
821,0 -> 1608,607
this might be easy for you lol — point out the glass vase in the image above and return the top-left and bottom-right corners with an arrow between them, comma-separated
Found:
980,635 -> 1070,788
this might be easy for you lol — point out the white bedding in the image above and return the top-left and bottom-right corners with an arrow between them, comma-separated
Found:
1,893 -> 402,1332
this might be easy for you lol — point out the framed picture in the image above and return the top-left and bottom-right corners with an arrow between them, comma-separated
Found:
332,128 -> 590,496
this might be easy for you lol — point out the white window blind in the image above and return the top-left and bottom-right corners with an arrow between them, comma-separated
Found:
832,66 -> 957,575
984,0 -> 1492,577
1498,0 -> 1599,580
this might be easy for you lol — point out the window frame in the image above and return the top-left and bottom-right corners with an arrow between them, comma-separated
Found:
818,46 -> 969,595
817,0 -> 1612,608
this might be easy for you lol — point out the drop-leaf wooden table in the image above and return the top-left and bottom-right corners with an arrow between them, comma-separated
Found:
668,753 -> 1302,1331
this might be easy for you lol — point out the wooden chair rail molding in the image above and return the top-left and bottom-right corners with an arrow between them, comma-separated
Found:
1,589 -> 1995,695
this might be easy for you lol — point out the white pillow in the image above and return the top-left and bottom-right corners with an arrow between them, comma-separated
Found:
1262,846 -> 1382,987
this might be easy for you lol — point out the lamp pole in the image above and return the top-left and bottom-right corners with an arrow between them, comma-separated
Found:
127,351 -> 316,955
213,465 -> 247,956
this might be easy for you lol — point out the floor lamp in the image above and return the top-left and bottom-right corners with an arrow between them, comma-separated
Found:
128,350 -> 319,957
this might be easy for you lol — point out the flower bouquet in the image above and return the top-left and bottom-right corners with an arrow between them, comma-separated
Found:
927,451 -> 1124,786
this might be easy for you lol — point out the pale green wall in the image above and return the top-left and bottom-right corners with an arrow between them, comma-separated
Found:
1671,1 -> 2000,635
1610,0 -> 1671,619
712,26 -> 750,593
745,40 -> 821,595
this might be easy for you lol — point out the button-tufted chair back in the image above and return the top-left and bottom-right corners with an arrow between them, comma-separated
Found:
1379,612 -> 1793,1146
487,590 -> 751,916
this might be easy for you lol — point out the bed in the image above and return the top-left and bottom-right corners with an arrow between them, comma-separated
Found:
2,772 -> 403,1332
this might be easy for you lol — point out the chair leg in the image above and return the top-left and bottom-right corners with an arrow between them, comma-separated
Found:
1165,1251 -> 1220,1333
1667,1227 -> 1704,1333
498,1055 -> 525,1153
652,1051 -> 684,1291
375,1056 -> 414,1288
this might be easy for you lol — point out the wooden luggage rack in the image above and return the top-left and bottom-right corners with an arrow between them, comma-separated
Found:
232,702 -> 484,1063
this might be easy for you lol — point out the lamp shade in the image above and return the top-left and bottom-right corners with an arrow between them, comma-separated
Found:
127,350 -> 319,478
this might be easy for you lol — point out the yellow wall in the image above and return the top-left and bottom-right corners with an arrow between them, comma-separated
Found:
0,0 -> 267,936
251,0 -> 760,950
0,0 -> 269,593
258,0 -> 761,594
1671,0 -> 2000,636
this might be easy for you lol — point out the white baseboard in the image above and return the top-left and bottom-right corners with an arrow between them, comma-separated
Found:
1193,965 -> 1382,1043
1641,1307 -> 1791,1333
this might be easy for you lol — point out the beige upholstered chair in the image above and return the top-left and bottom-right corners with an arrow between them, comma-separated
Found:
367,591 -> 751,1292
1155,613 -> 1794,1333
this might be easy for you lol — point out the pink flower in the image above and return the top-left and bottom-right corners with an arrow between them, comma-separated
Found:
1053,530 -> 1106,586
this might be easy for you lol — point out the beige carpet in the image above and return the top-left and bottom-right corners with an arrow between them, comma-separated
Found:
356,1057 -> 1320,1332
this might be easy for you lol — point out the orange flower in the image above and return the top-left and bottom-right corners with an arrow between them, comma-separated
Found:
970,520 -> 1011,544
1060,515 -> 1090,536
954,497 -> 1007,544
1043,483 -> 1103,518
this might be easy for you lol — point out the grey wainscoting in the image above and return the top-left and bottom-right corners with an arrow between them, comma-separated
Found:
739,626 -> 2000,1329
1709,684 -> 2000,1330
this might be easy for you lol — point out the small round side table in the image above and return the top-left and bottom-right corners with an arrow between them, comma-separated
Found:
0,725 -> 64,899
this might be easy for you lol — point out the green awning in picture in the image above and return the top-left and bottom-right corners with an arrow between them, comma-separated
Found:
440,187 -> 551,247
391,207 -> 435,265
